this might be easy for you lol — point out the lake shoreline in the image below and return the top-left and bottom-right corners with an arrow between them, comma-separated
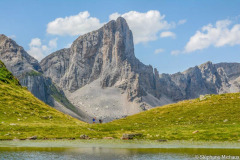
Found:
1,139 -> 240,149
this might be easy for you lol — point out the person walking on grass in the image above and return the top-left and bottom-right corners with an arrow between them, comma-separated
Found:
92,117 -> 96,124
99,119 -> 102,124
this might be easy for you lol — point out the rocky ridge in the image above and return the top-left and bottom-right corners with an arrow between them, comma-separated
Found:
158,61 -> 240,102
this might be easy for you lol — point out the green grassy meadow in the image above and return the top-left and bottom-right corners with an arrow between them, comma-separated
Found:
1,60 -> 240,141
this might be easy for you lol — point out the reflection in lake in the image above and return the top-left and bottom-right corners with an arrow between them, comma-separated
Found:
0,147 -> 240,160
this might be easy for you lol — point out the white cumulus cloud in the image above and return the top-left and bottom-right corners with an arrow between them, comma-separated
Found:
171,50 -> 181,55
65,43 -> 72,48
154,48 -> 165,54
49,38 -> 58,48
8,35 -> 16,39
184,19 -> 240,53
109,10 -> 175,44
160,31 -> 176,39
29,38 -> 42,47
46,10 -> 182,45
27,38 -> 58,61
47,11 -> 103,36
178,19 -> 187,25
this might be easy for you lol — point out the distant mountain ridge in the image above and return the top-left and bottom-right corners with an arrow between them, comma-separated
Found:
1,17 -> 240,122
158,61 -> 240,102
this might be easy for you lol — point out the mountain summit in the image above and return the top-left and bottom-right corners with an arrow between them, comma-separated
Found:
40,17 -> 163,121
1,17 -> 240,122
0,34 -> 41,76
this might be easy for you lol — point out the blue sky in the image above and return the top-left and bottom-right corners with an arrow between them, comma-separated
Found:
1,0 -> 240,74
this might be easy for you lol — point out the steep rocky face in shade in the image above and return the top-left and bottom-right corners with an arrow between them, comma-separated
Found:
40,48 -> 71,85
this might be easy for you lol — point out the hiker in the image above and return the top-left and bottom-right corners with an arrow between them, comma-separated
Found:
92,117 -> 96,124
99,119 -> 102,124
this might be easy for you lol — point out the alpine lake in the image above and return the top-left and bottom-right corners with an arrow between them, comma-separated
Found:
0,140 -> 240,160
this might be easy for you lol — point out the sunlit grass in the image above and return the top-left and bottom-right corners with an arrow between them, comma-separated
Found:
1,60 -> 240,141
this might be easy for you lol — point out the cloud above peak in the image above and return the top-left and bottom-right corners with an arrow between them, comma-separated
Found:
29,38 -> 42,47
28,38 -> 58,61
47,10 -> 177,44
47,11 -> 103,36
178,19 -> 187,25
184,19 -> 240,53
154,48 -> 165,54
109,10 -> 175,44
160,31 -> 176,39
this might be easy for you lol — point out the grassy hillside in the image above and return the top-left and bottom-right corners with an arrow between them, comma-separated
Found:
0,61 -> 20,85
0,60 -> 88,140
93,93 -> 240,141
1,60 -> 240,141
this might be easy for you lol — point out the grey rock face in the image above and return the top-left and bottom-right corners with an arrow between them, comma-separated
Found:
215,62 -> 240,80
40,48 -> 71,85
0,34 -> 41,76
41,17 -> 161,104
40,17 -> 162,121
20,74 -> 53,104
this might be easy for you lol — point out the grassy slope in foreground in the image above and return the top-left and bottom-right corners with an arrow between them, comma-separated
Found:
94,93 -> 240,141
0,61 -> 88,140
1,60 -> 240,141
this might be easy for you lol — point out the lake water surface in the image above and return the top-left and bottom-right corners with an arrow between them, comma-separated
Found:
0,140 -> 239,160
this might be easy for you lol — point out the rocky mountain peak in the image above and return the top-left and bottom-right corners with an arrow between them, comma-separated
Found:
40,17 -> 164,121
0,34 -> 20,52
0,34 -> 41,76
199,61 -> 214,71
0,34 -> 8,42
41,17 -> 137,92
70,16 -> 134,66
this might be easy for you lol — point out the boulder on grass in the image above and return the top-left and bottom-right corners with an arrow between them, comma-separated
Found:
157,139 -> 167,142
192,130 -> 199,134
27,136 -> 37,140
80,135 -> 90,139
121,133 -> 143,140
